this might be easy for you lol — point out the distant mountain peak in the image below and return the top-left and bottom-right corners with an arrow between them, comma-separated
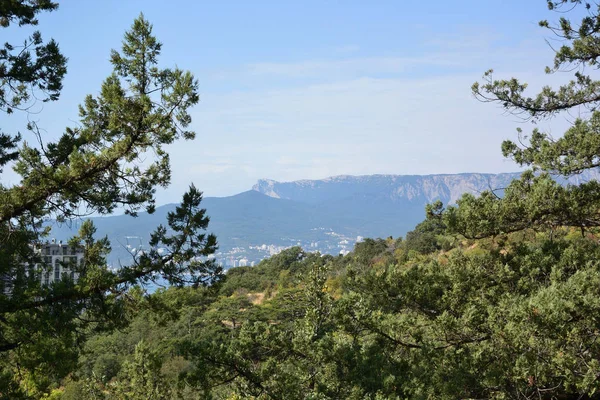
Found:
252,180 -> 281,198
252,172 -> 527,205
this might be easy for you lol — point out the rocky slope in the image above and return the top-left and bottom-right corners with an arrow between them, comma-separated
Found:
252,173 -> 523,205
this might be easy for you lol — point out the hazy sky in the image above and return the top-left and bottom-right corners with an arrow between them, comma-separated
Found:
3,1 -> 578,202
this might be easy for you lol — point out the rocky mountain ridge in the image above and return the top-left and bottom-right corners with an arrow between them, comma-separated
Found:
253,172 -> 522,205
252,171 -> 600,205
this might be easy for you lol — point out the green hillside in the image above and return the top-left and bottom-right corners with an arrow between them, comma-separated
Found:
5,1 -> 600,399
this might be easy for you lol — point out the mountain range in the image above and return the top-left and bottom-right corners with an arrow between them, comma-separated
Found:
48,171 -> 596,265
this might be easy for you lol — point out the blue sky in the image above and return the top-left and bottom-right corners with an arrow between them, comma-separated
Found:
3,1 -> 575,202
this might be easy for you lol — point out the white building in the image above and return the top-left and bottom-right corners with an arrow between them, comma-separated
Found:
33,241 -> 84,286
1,241 -> 84,296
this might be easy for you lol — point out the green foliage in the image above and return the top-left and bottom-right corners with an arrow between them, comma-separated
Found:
352,238 -> 390,265
0,0 -> 66,115
446,1 -> 600,241
402,200 -> 447,255
112,340 -> 170,399
65,3 -> 600,398
0,0 -> 66,175
7,1 -> 600,399
0,9 -> 221,397
61,229 -> 600,399
219,247 -> 313,295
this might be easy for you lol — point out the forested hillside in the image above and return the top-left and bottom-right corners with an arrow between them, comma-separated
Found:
45,226 -> 600,399
4,1 -> 600,399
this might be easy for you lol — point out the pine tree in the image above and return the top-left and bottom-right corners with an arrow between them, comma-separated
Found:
447,1 -> 600,237
0,10 -> 220,396
0,1 -> 66,170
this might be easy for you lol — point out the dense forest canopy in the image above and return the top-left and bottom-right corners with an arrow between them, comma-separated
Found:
3,0 -> 600,399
